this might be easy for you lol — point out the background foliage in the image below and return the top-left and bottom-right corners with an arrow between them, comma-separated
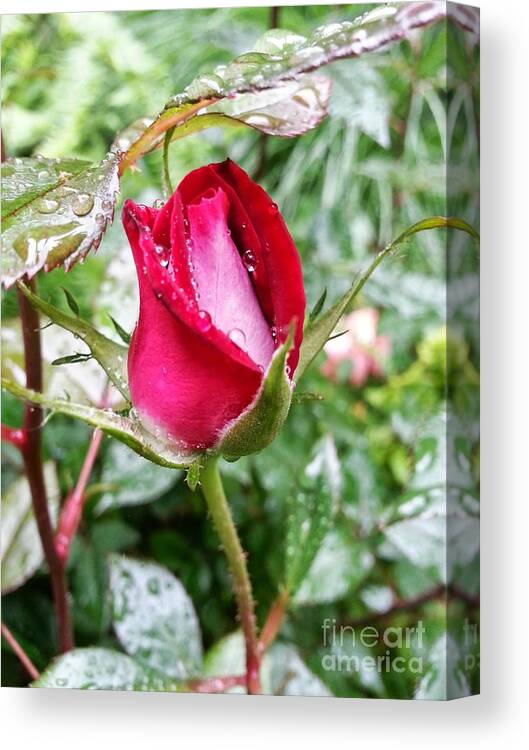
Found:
1,4 -> 479,698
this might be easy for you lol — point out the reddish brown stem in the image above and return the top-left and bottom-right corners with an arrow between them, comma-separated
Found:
16,280 -> 74,653
189,674 -> 246,694
1,621 -> 41,682
1,423 -> 27,450
258,589 -> 289,656
55,427 -> 104,564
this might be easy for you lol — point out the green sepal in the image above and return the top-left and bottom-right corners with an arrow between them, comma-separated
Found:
17,281 -> 130,400
1,377 -> 194,469
185,458 -> 203,492
218,325 -> 295,461
296,216 -> 479,381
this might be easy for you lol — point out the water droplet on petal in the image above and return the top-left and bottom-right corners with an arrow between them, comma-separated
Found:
197,309 -> 212,332
242,249 -> 257,272
268,202 -> 279,215
153,198 -> 165,209
72,193 -> 94,216
228,328 -> 246,348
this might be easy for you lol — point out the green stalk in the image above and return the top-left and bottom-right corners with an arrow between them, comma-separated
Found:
200,457 -> 260,694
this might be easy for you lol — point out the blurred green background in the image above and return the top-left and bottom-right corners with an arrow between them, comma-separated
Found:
1,4 -> 479,697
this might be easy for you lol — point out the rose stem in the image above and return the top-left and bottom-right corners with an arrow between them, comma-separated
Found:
200,457 -> 261,695
16,280 -> 74,653
55,426 -> 104,565
1,621 -> 40,682
258,588 -> 289,656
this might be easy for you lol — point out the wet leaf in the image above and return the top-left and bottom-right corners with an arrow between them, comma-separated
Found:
415,634 -> 470,700
1,153 -> 119,288
284,435 -> 339,596
294,527 -> 373,606
203,631 -> 331,696
382,407 -> 479,584
109,555 -> 203,680
1,462 -> 59,594
34,647 -> 181,691
118,3 -> 456,172
95,441 -> 178,514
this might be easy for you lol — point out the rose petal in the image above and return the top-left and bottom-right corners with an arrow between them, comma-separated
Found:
187,187 -> 274,371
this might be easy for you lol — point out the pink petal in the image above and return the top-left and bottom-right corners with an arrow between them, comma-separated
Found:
187,187 -> 275,371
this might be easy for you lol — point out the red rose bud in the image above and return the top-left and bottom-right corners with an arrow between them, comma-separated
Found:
123,159 -> 305,455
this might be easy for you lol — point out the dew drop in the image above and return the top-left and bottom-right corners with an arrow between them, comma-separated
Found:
101,198 -> 113,211
228,328 -> 246,348
36,197 -> 60,214
153,198 -> 165,209
242,249 -> 257,272
94,213 -> 106,228
160,257 -> 169,268
37,170 -> 51,182
197,309 -> 212,332
72,193 -> 94,216
268,202 -> 279,215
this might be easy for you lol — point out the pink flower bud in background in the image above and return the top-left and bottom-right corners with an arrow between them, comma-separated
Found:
321,307 -> 390,387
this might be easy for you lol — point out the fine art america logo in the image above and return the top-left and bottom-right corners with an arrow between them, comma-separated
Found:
321,618 -> 426,674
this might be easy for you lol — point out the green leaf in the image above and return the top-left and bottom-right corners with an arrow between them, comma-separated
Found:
33,648 -> 182,691
61,287 -> 80,316
382,406 -> 479,584
308,287 -> 327,324
296,216 -> 479,381
109,555 -> 203,680
95,441 -> 178,514
284,435 -> 339,596
51,352 -> 93,366
1,153 -> 119,288
117,4 -> 452,172
218,327 -> 294,460
415,634 -> 470,700
108,315 -> 131,345
17,281 -> 130,400
203,631 -> 331,696
1,462 -> 59,594
1,377 -> 195,469
294,527 -> 373,606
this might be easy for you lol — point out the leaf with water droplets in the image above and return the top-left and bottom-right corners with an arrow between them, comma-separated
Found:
203,631 -> 331,696
117,3 -> 472,172
284,435 -> 339,597
1,462 -> 60,594
415,634 -> 471,700
109,555 -> 203,681
294,526 -> 374,606
34,648 -> 183,691
1,152 -> 119,288
95,441 -> 178,514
